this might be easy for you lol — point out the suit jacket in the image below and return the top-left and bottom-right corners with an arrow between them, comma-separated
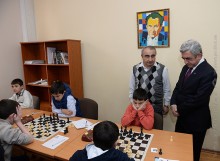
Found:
141,32 -> 165,46
171,60 -> 217,131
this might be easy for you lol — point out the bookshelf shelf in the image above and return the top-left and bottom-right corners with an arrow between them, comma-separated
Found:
21,39 -> 84,111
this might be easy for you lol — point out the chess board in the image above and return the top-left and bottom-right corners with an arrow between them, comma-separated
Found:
24,115 -> 72,141
116,130 -> 153,161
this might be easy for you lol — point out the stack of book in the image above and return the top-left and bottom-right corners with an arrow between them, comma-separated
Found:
47,47 -> 69,64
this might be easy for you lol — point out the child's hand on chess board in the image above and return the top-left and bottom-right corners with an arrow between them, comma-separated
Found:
61,109 -> 73,115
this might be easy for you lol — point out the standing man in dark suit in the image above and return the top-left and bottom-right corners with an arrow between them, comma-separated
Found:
171,40 -> 217,161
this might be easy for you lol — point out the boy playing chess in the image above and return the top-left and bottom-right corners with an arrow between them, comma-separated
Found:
9,78 -> 33,108
0,99 -> 34,161
69,121 -> 134,161
121,88 -> 154,130
50,80 -> 81,117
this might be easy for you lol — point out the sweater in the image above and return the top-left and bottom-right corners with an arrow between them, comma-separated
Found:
0,119 -> 33,161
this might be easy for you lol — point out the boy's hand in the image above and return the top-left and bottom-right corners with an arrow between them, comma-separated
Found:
137,100 -> 147,111
132,103 -> 138,111
61,109 -> 73,115
13,106 -> 22,123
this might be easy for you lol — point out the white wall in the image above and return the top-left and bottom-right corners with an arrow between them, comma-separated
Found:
33,0 -> 220,151
0,0 -> 24,99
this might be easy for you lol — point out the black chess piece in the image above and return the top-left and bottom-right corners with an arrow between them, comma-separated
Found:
123,126 -> 128,135
43,113 -> 45,118
140,126 -> 144,136
120,126 -> 123,133
159,148 -> 162,155
67,117 -> 70,123
129,128 -> 133,134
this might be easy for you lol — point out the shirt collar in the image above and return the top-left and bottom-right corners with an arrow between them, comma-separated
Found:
139,62 -> 157,69
192,57 -> 205,72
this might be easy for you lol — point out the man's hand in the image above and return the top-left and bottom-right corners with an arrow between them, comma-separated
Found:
171,104 -> 179,117
61,109 -> 73,115
162,105 -> 169,115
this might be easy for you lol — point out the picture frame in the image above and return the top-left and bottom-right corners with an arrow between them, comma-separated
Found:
137,8 -> 170,48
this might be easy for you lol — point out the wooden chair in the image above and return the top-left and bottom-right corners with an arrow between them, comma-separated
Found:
32,96 -> 40,109
79,98 -> 98,120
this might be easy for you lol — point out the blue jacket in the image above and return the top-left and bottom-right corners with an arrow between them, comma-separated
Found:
52,83 -> 82,117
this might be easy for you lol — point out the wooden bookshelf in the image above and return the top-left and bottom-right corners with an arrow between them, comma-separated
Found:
21,39 -> 84,111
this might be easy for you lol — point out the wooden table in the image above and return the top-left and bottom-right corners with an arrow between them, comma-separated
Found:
19,109 -> 193,161
55,125 -> 193,161
18,108 -> 88,159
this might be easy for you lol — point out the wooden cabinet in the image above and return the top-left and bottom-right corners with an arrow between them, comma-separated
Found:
21,39 -> 83,111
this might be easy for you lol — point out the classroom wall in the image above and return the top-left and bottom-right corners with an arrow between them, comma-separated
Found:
33,0 -> 219,151
0,0 -> 24,99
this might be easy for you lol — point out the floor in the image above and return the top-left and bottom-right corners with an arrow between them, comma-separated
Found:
200,149 -> 220,161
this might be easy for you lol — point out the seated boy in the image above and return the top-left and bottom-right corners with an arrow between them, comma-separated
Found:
50,80 -> 81,117
69,121 -> 134,161
0,99 -> 34,161
121,88 -> 154,130
9,78 -> 33,108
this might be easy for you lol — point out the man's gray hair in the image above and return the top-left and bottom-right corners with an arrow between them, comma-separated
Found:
180,39 -> 203,56
141,46 -> 157,55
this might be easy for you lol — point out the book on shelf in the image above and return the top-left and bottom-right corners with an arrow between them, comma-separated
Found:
54,51 -> 69,64
28,79 -> 48,85
24,60 -> 45,64
60,52 -> 69,64
47,47 -> 56,64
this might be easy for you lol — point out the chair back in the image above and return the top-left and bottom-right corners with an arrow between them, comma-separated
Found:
79,98 -> 98,120
153,112 -> 163,130
32,95 -> 40,109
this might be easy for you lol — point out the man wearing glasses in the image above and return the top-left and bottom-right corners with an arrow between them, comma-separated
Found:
171,39 -> 217,161
129,46 -> 171,130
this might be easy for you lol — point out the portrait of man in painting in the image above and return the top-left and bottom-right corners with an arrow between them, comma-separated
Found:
137,9 -> 169,48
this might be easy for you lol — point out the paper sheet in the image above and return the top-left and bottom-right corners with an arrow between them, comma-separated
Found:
42,135 -> 69,149
155,157 -> 179,161
72,119 -> 93,129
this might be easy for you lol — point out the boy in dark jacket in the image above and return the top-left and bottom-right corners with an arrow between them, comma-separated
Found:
50,80 -> 81,117
69,121 -> 134,161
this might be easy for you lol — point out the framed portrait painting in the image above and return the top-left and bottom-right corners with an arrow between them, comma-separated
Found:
137,8 -> 170,48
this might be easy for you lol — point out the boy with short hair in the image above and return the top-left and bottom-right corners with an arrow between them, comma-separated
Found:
9,78 -> 33,108
50,80 -> 81,117
69,121 -> 134,161
121,88 -> 154,130
0,99 -> 34,161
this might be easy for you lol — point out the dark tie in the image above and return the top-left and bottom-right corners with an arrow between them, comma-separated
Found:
184,68 -> 193,81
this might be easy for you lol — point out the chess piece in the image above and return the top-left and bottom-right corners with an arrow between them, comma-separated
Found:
129,128 -> 133,134
120,126 -> 123,133
123,126 -> 128,135
170,136 -> 173,142
136,152 -> 140,158
67,117 -> 70,123
159,148 -> 162,155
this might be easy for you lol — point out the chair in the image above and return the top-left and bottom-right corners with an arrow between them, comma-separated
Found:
153,112 -> 163,130
32,95 -> 40,109
79,98 -> 98,120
